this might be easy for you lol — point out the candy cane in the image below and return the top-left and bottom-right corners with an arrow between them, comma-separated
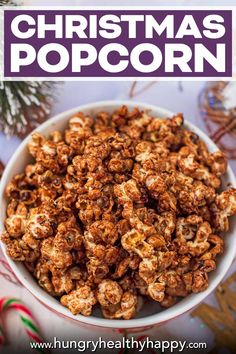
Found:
0,297 -> 48,353
0,323 -> 5,345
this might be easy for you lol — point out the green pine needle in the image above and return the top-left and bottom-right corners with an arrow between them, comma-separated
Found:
0,2 -> 46,137
0,0 -> 14,5
0,81 -> 56,137
0,0 -> 22,5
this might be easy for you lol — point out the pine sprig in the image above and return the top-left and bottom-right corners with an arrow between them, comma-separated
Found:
0,1 -> 56,138
0,0 -> 15,5
0,82 -> 56,137
0,0 -> 21,5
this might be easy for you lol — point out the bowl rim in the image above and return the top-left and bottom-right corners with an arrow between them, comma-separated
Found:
0,99 -> 236,329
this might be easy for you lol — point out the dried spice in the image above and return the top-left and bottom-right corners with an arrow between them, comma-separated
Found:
0,160 -> 4,179
192,272 -> 236,353
199,81 -> 236,159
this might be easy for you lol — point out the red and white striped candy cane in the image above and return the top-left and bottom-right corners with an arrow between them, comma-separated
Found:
0,297 -> 48,353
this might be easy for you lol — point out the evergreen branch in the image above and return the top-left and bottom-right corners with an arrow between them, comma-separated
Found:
0,0 -> 55,137
0,0 -> 20,5
0,81 -> 57,137
0,0 -> 13,5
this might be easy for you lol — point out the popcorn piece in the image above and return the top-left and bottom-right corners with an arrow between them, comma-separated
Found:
35,261 -> 55,295
154,212 -> 176,242
102,291 -> 138,320
113,254 -> 140,278
213,189 -> 236,232
22,233 -> 41,249
41,237 -> 73,269
3,233 -> 40,262
5,203 -> 28,238
51,269 -> 74,295
122,229 -> 153,259
89,220 -> 118,245
175,216 -> 211,256
96,280 -> 123,307
114,179 -> 142,205
145,174 -> 166,197
54,220 -> 83,251
5,214 -> 26,238
28,133 -> 45,157
26,208 -> 54,239
178,152 -> 221,189
69,112 -> 94,130
206,151 -> 227,177
148,282 -> 165,302
139,256 -> 158,284
160,294 -> 176,308
61,285 -> 97,316
186,222 -> 211,256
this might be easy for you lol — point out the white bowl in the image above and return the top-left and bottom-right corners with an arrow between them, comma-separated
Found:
1,100 -> 236,330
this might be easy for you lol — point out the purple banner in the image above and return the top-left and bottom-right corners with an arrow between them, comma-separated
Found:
4,9 -> 232,78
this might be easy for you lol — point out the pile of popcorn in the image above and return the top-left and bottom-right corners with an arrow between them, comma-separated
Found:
2,106 -> 236,319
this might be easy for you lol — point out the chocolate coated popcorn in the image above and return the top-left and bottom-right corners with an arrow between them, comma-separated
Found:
2,106 -> 236,319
